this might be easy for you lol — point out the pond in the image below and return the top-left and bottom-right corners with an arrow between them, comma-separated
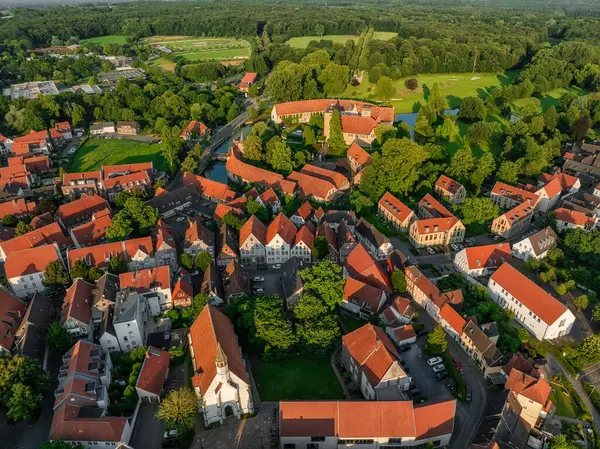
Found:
395,108 -> 459,140
214,124 -> 252,154
203,161 -> 228,184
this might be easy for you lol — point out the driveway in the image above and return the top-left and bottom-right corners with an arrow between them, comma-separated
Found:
129,401 -> 164,449
245,267 -> 285,298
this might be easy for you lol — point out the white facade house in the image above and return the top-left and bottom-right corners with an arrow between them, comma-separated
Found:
239,216 -> 267,265
290,225 -> 314,264
154,219 -> 179,273
512,227 -> 558,262
453,243 -> 512,278
112,290 -> 147,353
265,214 -> 295,265
189,306 -> 254,427
61,279 -> 94,340
5,244 -> 62,299
355,217 -> 393,260
488,263 -> 576,341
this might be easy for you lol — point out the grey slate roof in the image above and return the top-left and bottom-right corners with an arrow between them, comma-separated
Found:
146,185 -> 201,216
15,293 -> 50,364
356,217 -> 390,249
281,257 -> 303,300
525,227 -> 558,257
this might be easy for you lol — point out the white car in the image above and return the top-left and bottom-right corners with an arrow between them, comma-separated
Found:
450,244 -> 459,252
432,363 -> 446,373
427,356 -> 443,366
272,264 -> 281,269
164,430 -> 178,440
253,288 -> 264,294
68,148 -> 77,154
426,247 -> 435,255
189,271 -> 199,276
253,276 -> 265,282
176,216 -> 186,222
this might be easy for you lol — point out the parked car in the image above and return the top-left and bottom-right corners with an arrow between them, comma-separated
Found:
427,357 -> 443,366
273,264 -> 282,269
253,276 -> 265,282
433,370 -> 449,381
399,344 -> 411,352
427,247 -> 435,255
453,358 -> 463,372
253,288 -> 264,294
432,363 -> 446,373
450,243 -> 459,252
445,381 -> 455,393
466,385 -> 472,402
176,216 -> 186,222
164,430 -> 178,440
257,264 -> 268,270
189,271 -> 199,276
416,329 -> 429,338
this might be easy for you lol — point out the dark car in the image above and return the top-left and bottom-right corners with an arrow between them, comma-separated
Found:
433,370 -> 449,381
416,329 -> 429,338
399,344 -> 411,352
466,385 -> 472,402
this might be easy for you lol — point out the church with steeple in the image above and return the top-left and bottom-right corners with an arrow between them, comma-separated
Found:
188,305 -> 254,426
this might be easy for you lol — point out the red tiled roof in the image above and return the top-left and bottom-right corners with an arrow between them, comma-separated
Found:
136,346 -> 170,396
505,368 -> 551,405
184,217 -> 214,248
67,237 -> 153,270
62,279 -> 93,324
274,99 -> 394,123
419,193 -> 454,218
0,198 -> 36,218
259,188 -> 279,207
287,171 -> 336,201
5,244 -> 59,278
300,164 -> 348,189
63,171 -> 102,185
267,213 -> 296,245
343,277 -> 384,312
241,72 -> 258,84
274,179 -> 297,196
347,141 -> 371,167
435,174 -> 463,195
119,266 -> 171,293
463,243 -> 512,270
14,129 -> 50,143
214,203 -> 243,222
293,201 -> 314,221
0,222 -> 72,255
342,323 -> 402,386
439,303 -> 466,335
240,215 -> 267,246
393,324 -> 416,342
491,181 -> 539,204
55,121 -> 71,133
189,305 -> 249,394
497,200 -> 536,228
50,405 -> 128,443
340,115 -> 378,136
226,144 -> 284,187
415,217 -> 459,234
56,194 -> 109,226
294,224 -> 315,247
345,244 -> 391,292
0,164 -> 30,179
103,163 -> 152,178
490,263 -> 569,325
538,172 -> 580,191
172,278 -> 193,302
181,120 -> 210,137
183,172 -> 237,202
0,290 -> 26,350
555,207 -> 596,226
538,177 -> 562,199
502,353 -> 538,378
317,222 -> 337,252
103,170 -> 151,191
414,400 -> 456,440
393,296 -> 413,317
379,192 -> 414,223
155,218 -> 176,251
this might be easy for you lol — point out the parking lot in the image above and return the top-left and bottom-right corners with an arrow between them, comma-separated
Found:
245,266 -> 286,298
401,336 -> 455,403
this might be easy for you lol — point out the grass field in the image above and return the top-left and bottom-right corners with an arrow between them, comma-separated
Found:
81,35 -> 130,45
252,355 -> 344,401
146,36 -> 251,67
286,31 -> 398,49
344,71 -> 520,114
68,138 -> 168,173
549,384 -> 581,419
511,86 -> 589,114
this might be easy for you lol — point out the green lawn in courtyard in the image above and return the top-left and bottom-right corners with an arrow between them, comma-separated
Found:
549,384 -> 581,419
343,71 -> 520,114
68,138 -> 168,173
252,355 -> 344,401
81,35 -> 130,45
287,32 -> 397,49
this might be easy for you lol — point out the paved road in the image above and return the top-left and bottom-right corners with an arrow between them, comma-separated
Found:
547,353 -> 600,433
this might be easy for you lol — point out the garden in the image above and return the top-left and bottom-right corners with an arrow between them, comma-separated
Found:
67,138 -> 169,173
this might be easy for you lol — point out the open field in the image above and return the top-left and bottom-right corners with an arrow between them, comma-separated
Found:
511,86 -> 589,113
252,355 -> 344,401
146,35 -> 251,66
286,31 -> 397,49
81,35 -> 130,45
344,71 -> 519,114
68,138 -> 168,173
549,384 -> 582,419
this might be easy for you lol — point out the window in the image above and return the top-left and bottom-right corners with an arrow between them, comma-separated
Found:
123,336 -> 128,342
559,319 -> 566,327
307,445 -> 319,449
283,445 -> 296,449
311,437 -> 325,442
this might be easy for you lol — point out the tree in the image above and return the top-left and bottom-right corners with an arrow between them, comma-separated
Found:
40,441 -> 85,449
70,260 -> 89,280
70,104 -> 85,126
254,296 -> 297,351
124,196 -> 159,230
0,355 -> 48,423
180,155 -> 198,174
555,283 -> 567,295
105,212 -> 134,240
391,270 -> 407,294
426,325 -> 448,354
448,148 -> 476,182
181,294 -> 210,326
46,322 -> 75,353
315,23 -> 325,38
547,247 -> 564,265
319,63 -> 349,96
300,260 -> 345,311
427,82 -> 449,114
497,160 -> 522,184
406,78 -> 418,90
435,116 -> 459,142
549,434 -> 578,449
160,138 -> 183,174
195,251 -> 211,272
327,109 -> 346,155
266,138 -> 293,173
458,97 -> 486,122
109,255 -> 127,274
243,135 -> 263,161
2,214 -> 17,226
311,236 -> 329,259
246,197 -> 269,222
460,198 -> 499,225
374,124 -> 396,145
222,212 -> 245,231
592,304 -> 600,322
15,221 -> 32,236
375,76 -> 394,100
44,261 -> 68,286
574,295 -> 589,311
470,152 -> 496,192
7,383 -> 43,422
179,253 -> 194,271
156,387 -> 198,433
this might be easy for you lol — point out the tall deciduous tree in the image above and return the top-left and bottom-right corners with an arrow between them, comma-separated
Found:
375,76 -> 394,100
300,260 -> 345,311
319,63 -> 349,96
327,109 -> 346,155
254,296 -> 297,351
391,270 -> 407,294
460,197 -> 499,225
243,135 -> 263,161
426,325 -> 448,354
156,387 -> 198,433
46,322 -> 75,353
194,251 -> 212,272
44,261 -> 69,286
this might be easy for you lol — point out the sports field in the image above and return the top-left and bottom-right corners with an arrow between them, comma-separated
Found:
68,138 -> 168,173
81,35 -> 130,45
146,35 -> 251,63
343,71 -> 520,113
286,32 -> 397,49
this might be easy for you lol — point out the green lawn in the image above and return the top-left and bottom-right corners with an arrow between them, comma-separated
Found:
549,384 -> 581,418
81,35 -> 130,45
182,48 -> 250,60
344,71 -> 519,114
511,86 -> 589,114
252,356 -> 344,401
68,138 -> 168,173
145,36 -> 251,62
286,32 -> 397,49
